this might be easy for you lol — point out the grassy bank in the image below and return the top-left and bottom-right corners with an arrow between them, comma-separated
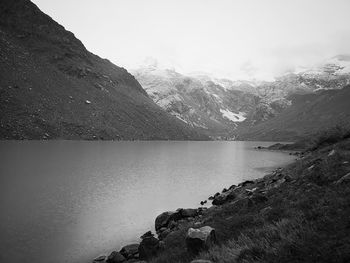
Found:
149,129 -> 350,263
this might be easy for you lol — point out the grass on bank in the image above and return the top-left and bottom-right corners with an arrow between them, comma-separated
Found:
292,125 -> 350,151
150,129 -> 350,263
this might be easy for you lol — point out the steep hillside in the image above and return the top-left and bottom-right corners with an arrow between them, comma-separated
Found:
132,65 -> 261,139
212,56 -> 350,128
147,134 -> 350,263
237,86 -> 350,141
0,0 -> 207,140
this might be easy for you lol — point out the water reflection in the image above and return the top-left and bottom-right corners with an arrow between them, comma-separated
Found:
0,141 -> 294,263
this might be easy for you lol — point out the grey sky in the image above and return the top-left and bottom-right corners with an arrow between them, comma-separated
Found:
32,0 -> 350,80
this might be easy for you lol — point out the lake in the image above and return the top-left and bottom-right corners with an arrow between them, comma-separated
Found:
0,141 -> 295,263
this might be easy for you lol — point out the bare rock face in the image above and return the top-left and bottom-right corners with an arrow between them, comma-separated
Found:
186,226 -> 216,254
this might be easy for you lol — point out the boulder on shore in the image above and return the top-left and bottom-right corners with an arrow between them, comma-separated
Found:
139,231 -> 160,260
186,226 -> 216,254
106,251 -> 125,263
120,243 -> 139,259
140,231 -> 153,239
239,180 -> 254,187
158,228 -> 171,240
180,208 -> 198,218
155,211 -> 181,231
212,190 -> 236,206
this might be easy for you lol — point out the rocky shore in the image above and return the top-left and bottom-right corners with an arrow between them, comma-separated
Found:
92,135 -> 350,263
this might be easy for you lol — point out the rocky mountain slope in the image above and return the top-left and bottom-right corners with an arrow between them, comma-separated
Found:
237,85 -> 350,141
132,65 -> 273,139
133,55 -> 350,140
214,55 -> 350,97
0,0 -> 207,140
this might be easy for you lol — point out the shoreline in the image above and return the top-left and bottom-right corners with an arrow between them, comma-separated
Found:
93,137 -> 350,263
91,145 -> 299,263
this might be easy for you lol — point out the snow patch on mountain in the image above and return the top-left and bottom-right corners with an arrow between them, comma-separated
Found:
156,94 -> 182,108
220,109 -> 246,122
192,122 -> 208,129
172,112 -> 188,124
297,55 -> 350,76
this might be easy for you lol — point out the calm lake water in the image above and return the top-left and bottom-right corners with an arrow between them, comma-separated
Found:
0,141 -> 294,263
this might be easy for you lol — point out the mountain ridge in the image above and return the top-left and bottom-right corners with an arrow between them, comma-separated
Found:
237,85 -> 350,141
131,65 -> 260,139
0,0 -> 207,140
133,56 -> 350,140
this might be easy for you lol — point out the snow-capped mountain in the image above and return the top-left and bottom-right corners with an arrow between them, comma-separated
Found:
132,55 -> 350,140
237,85 -> 350,141
131,65 -> 259,138
203,55 -> 350,98
298,55 -> 350,76
131,64 -> 293,138
237,55 -> 350,140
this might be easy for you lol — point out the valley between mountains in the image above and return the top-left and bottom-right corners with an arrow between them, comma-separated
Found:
132,58 -> 350,140
1,0 -> 350,141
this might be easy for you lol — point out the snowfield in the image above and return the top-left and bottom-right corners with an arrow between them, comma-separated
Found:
220,109 -> 246,122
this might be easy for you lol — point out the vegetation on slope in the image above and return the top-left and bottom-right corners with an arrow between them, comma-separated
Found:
0,0 -> 207,140
237,85 -> 350,141
149,129 -> 350,263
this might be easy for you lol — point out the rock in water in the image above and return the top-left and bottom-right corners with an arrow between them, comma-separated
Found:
186,226 -> 216,254
138,232 -> 160,260
106,251 -> 126,263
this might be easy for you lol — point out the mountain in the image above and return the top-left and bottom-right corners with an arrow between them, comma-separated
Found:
237,85 -> 350,141
133,55 -> 350,140
0,0 -> 207,140
235,55 -> 350,140
132,64 -> 300,138
132,65 -> 259,139
212,55 -> 350,100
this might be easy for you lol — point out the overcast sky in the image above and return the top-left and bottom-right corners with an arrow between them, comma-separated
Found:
32,0 -> 350,80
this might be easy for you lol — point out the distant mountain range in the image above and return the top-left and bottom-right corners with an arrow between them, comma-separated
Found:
0,0 -> 206,140
133,56 -> 350,140
1,0 -> 349,141
131,66 -> 259,138
237,85 -> 350,140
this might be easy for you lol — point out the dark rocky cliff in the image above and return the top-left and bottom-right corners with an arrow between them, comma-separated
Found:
0,0 -> 207,140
